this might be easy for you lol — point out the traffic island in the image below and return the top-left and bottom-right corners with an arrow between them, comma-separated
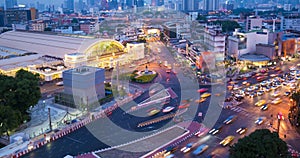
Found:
131,66 -> 157,83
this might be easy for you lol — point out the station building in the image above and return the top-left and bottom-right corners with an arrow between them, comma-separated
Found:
0,31 -> 145,81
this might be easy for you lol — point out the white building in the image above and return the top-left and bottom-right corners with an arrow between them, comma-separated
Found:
246,16 -> 263,32
64,53 -> 87,68
203,24 -> 226,53
228,29 -> 282,58
126,42 -> 145,60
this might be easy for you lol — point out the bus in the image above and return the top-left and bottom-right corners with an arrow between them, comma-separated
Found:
56,81 -> 63,86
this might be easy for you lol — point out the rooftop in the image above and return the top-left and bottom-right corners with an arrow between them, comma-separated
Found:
0,31 -> 100,58
64,66 -> 104,75
239,53 -> 270,62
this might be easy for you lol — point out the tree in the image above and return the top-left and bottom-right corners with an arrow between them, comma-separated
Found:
0,69 -> 41,124
229,129 -> 289,158
212,20 -> 241,33
290,91 -> 300,107
14,69 -> 41,115
196,14 -> 207,22
44,27 -> 51,31
290,91 -> 300,126
0,105 -> 21,139
71,18 -> 78,23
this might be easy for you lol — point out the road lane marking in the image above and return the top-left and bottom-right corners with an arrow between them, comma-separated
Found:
66,136 -> 84,144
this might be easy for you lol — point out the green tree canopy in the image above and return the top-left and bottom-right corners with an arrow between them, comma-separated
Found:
0,105 -> 20,137
0,69 -> 41,134
229,129 -> 289,158
291,91 -> 300,107
14,69 -> 41,114
71,18 -> 78,23
212,20 -> 241,33
44,27 -> 51,31
196,14 -> 207,22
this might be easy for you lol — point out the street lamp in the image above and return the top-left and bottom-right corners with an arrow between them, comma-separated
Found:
43,100 -> 46,108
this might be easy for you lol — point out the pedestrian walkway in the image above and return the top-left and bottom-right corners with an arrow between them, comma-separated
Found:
229,106 -> 252,117
3,89 -> 145,158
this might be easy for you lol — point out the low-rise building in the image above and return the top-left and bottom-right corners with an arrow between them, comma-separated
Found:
246,16 -> 263,32
281,12 -> 300,32
62,66 -> 105,110
228,28 -> 282,59
30,20 -> 45,31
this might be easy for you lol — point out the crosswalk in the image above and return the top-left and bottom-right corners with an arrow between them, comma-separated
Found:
229,106 -> 252,117
228,106 -> 271,126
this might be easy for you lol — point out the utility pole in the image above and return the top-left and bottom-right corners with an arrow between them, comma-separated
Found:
116,61 -> 120,91
48,108 -> 52,131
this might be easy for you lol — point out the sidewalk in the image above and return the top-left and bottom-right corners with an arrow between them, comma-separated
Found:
1,84 -> 146,158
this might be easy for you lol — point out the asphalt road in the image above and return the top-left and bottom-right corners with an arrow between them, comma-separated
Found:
23,42 -> 189,157
25,39 -> 300,158
171,59 -> 300,158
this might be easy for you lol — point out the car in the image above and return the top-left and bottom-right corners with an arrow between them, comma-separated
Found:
209,124 -> 224,135
290,66 -> 296,71
254,86 -> 260,90
198,88 -> 208,93
165,154 -> 174,158
234,96 -> 244,102
257,76 -> 266,81
179,103 -> 190,109
261,104 -> 269,111
261,81 -> 268,85
255,117 -> 267,125
271,98 -> 282,104
255,100 -> 266,106
284,91 -> 291,96
270,74 -> 277,77
195,128 -> 210,137
223,115 -> 237,124
193,144 -> 209,155
244,91 -> 250,96
257,90 -> 264,96
282,82 -> 288,86
162,106 -> 175,113
164,146 -> 178,156
236,127 -> 247,134
249,92 -> 257,98
242,81 -> 248,85
289,84 -> 296,90
265,87 -> 271,92
271,91 -> 280,97
220,136 -> 235,146
180,143 -> 195,153
201,93 -> 211,98
148,109 -> 160,116
271,85 -> 279,90
195,98 -> 206,103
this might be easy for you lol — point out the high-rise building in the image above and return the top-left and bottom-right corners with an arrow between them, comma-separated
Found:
203,0 -> 219,11
135,0 -> 144,7
183,0 -> 198,11
151,0 -> 164,6
5,0 -> 17,10
4,8 -> 37,26
64,0 -> 74,10
87,0 -> 95,7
